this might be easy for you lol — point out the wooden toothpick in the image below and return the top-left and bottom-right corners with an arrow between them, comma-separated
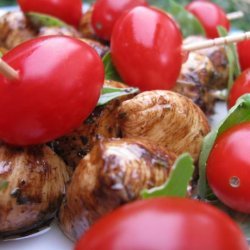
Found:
0,58 -> 19,80
182,31 -> 250,52
227,11 -> 244,21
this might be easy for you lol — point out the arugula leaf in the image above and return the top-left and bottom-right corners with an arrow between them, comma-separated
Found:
97,86 -> 139,106
198,94 -> 250,199
102,52 -> 122,82
141,153 -> 194,199
162,0 -> 205,37
26,12 -> 69,28
0,180 -> 8,191
217,26 -> 241,90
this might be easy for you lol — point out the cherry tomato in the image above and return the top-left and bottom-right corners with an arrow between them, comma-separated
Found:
92,0 -> 148,41
111,6 -> 183,91
228,69 -> 250,108
238,40 -> 250,71
186,1 -> 230,38
75,198 -> 248,250
0,36 -> 104,146
17,0 -> 82,27
207,122 -> 250,214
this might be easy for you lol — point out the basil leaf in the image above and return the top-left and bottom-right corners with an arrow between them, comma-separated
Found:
163,0 -> 205,37
141,153 -> 194,199
197,131 -> 217,199
217,26 -> 241,90
102,52 -> 122,82
198,94 -> 250,199
26,12 -> 69,28
97,86 -> 139,106
0,180 -> 8,191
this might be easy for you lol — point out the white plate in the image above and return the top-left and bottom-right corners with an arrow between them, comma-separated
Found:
0,5 -> 228,250
1,224 -> 73,250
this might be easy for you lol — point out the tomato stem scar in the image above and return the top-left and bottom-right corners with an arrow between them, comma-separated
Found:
229,176 -> 240,188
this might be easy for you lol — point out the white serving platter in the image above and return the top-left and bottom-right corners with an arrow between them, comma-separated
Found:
0,5 -> 228,250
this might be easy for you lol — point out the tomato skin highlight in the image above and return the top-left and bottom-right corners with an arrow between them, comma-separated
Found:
17,0 -> 82,27
186,1 -> 230,38
91,0 -> 148,41
238,40 -> 250,71
228,69 -> 250,108
75,198 -> 248,250
0,36 -> 104,146
207,122 -> 250,214
111,6 -> 182,91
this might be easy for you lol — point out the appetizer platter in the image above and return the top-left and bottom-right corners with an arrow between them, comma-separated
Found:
1,1 -> 250,250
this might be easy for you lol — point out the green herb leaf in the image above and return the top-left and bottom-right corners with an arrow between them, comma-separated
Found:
102,52 -> 122,82
141,153 -> 194,199
217,26 -> 241,90
162,0 -> 205,37
97,86 -> 139,106
198,94 -> 250,199
26,12 -> 69,29
0,180 -> 8,191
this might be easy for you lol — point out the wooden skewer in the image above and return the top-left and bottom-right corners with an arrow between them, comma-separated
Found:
182,31 -> 250,52
0,31 -> 249,78
0,58 -> 19,80
227,11 -> 244,21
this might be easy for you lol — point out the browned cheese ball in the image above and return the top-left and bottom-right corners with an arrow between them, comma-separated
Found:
0,144 -> 69,238
117,90 -> 210,162
59,138 -> 177,241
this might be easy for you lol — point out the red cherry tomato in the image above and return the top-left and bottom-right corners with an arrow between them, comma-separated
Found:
228,69 -> 250,108
207,122 -> 250,214
186,1 -> 230,38
75,198 -> 248,250
92,0 -> 148,41
17,0 -> 82,27
111,6 -> 183,91
0,36 -> 104,146
238,40 -> 250,71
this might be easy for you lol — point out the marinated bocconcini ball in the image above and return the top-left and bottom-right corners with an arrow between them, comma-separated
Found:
0,11 -> 35,49
0,144 -> 69,238
59,138 -> 176,241
117,90 -> 210,162
183,36 -> 229,90
175,52 -> 216,115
